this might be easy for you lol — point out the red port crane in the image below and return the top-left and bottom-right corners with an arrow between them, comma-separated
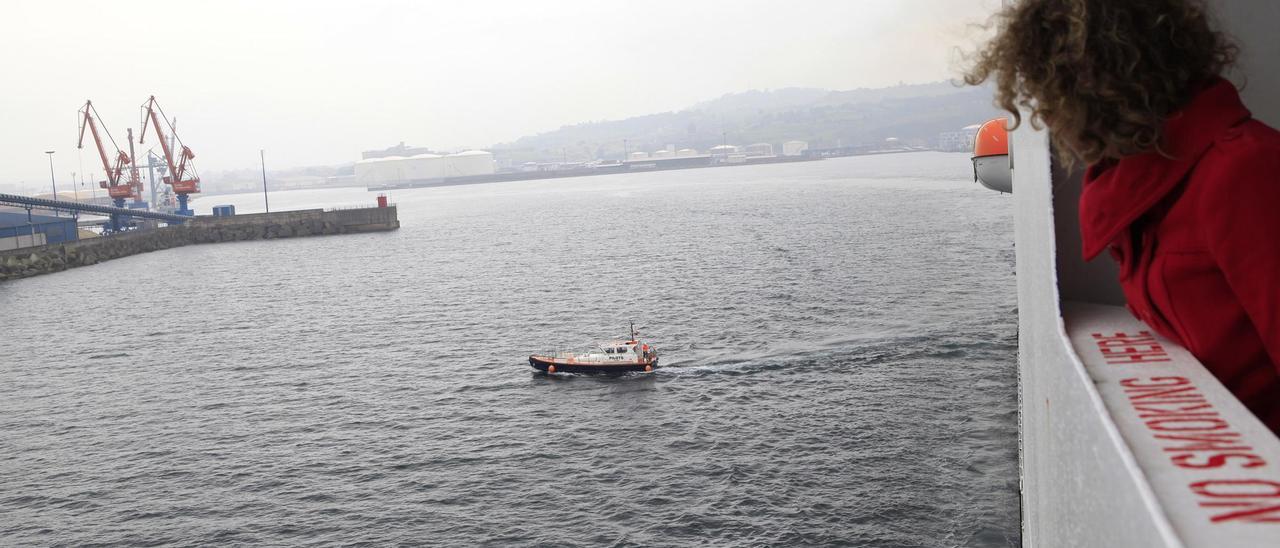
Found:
139,95 -> 199,215
77,100 -> 143,205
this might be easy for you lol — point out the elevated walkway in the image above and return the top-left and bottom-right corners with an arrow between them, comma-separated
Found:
0,193 -> 192,224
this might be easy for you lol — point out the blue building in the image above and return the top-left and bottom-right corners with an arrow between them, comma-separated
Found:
0,210 -> 79,251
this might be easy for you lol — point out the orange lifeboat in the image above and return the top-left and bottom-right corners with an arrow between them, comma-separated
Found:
972,118 -> 1012,193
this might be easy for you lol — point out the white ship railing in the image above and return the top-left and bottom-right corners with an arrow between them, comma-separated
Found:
1010,6 -> 1280,539
1015,125 -> 1280,547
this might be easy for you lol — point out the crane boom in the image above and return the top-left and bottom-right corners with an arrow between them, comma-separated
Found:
139,95 -> 199,215
77,100 -> 138,201
139,96 -> 176,179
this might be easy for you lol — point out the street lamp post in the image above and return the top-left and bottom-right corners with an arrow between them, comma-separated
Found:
260,149 -> 270,213
45,150 -> 58,216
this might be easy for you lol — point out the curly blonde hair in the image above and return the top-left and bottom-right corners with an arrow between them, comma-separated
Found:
965,0 -> 1236,165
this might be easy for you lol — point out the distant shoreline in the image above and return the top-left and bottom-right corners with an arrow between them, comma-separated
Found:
365,148 -> 933,193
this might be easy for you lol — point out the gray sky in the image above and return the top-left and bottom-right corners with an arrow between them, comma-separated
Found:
0,0 -> 996,188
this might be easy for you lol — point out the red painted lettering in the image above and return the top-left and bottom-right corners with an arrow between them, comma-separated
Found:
1193,480 -> 1280,523
1172,453 -> 1267,469
1093,331 -> 1157,342
1108,356 -> 1173,364
1102,347 -> 1165,356
1095,332 -> 1170,364
1120,376 -> 1189,388
1157,432 -> 1252,453
1135,402 -> 1213,416
1191,479 -> 1280,498
1199,501 -> 1280,523
1113,377 -> 1280,524
1128,386 -> 1200,400
1147,417 -> 1231,431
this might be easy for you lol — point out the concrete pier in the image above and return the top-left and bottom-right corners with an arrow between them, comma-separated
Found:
0,206 -> 398,282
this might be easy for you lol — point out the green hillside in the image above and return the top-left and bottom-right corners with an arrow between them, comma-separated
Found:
492,81 -> 1000,165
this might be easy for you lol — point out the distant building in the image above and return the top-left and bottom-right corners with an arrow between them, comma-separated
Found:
354,150 -> 496,185
937,124 -> 982,152
708,144 -> 740,157
782,140 -> 809,156
362,142 -> 437,160
745,143 -> 774,157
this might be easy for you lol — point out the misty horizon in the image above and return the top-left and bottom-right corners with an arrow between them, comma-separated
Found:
0,0 -> 998,189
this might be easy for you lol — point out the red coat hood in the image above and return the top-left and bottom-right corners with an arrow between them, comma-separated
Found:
1079,79 -> 1253,260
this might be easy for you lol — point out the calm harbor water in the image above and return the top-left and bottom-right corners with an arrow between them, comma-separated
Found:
0,153 -> 1018,546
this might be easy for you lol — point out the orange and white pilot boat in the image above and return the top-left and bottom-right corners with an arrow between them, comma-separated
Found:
529,324 -> 659,374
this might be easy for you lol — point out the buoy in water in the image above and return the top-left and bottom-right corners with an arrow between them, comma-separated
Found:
548,365 -> 557,374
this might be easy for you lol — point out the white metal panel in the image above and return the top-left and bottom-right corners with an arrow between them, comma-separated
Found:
1214,1 -> 1280,126
355,156 -> 406,185
405,155 -> 445,181
1012,115 -> 1181,547
1065,302 -> 1280,547
445,151 -> 495,177
0,233 -> 46,251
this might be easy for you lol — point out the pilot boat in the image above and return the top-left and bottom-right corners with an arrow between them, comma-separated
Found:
529,324 -> 658,374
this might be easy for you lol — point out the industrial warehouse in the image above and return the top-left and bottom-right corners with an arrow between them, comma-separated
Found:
354,150 -> 496,187
0,210 -> 78,251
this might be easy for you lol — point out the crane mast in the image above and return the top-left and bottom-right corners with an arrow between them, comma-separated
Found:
139,95 -> 199,216
77,100 -> 137,197
77,100 -> 144,233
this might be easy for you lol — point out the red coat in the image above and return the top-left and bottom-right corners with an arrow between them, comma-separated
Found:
1080,78 -> 1280,434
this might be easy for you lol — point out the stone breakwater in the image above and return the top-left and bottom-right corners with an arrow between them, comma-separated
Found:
0,206 -> 398,282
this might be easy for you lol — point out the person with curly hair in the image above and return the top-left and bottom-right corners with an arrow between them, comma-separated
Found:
967,0 -> 1280,434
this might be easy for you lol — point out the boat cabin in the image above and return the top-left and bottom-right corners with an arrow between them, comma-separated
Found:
598,340 -> 654,360
601,342 -> 636,355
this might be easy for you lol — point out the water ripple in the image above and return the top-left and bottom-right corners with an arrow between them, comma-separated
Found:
0,153 -> 1017,547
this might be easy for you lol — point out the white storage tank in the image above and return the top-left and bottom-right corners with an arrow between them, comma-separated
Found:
406,153 -> 445,180
444,150 -> 496,177
355,156 -> 407,185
